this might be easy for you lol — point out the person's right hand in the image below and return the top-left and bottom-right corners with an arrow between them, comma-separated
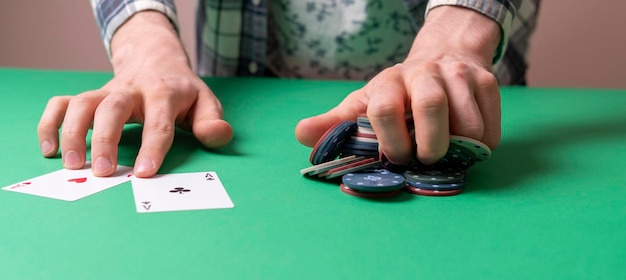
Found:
37,11 -> 233,178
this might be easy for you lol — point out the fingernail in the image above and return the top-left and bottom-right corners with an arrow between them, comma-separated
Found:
63,150 -> 81,167
93,157 -> 113,174
40,140 -> 53,155
136,158 -> 155,173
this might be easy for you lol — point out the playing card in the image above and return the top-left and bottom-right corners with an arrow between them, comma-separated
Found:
2,162 -> 133,201
131,172 -> 234,213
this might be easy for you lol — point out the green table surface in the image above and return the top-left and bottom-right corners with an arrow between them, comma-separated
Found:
1,68 -> 625,279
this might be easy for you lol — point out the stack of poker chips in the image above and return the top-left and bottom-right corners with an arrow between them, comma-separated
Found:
300,117 -> 491,198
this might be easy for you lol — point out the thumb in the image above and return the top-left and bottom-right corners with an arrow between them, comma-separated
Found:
191,91 -> 233,148
295,90 -> 367,147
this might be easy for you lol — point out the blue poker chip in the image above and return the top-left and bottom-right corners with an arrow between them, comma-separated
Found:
310,121 -> 358,165
342,171 -> 406,193
405,180 -> 465,191
356,117 -> 372,128
341,149 -> 380,158
343,142 -> 379,151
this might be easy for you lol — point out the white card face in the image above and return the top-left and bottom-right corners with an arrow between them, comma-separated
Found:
131,172 -> 234,213
2,162 -> 133,201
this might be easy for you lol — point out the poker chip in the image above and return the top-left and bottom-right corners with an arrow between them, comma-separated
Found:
442,146 -> 476,169
341,148 -> 380,158
350,136 -> 379,144
450,135 -> 491,161
340,183 -> 403,198
301,116 -> 492,198
355,132 -> 377,139
342,171 -> 406,193
356,117 -> 373,128
300,155 -> 360,176
404,169 -> 465,184
325,159 -> 382,179
405,186 -> 463,196
322,157 -> 376,174
404,180 -> 465,191
343,141 -> 379,151
310,121 -> 358,165
357,126 -> 376,135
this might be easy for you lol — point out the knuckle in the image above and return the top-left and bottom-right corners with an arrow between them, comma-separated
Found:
417,61 -> 441,74
61,127 -> 83,139
414,92 -> 447,115
368,102 -> 399,120
95,93 -> 129,113
67,93 -> 94,108
90,132 -> 117,146
369,64 -> 402,84
476,71 -> 498,89
150,77 -> 194,96
145,113 -> 175,135
446,62 -> 471,81
46,95 -> 70,107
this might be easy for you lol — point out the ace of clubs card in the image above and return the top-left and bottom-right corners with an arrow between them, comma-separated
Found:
131,172 -> 234,213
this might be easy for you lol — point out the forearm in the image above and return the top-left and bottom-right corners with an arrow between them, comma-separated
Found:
90,0 -> 180,59
407,5 -> 501,67
110,11 -> 189,72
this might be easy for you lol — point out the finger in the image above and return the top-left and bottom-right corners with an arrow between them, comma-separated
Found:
60,91 -> 103,169
295,91 -> 367,147
443,63 -> 484,139
133,99 -> 177,178
37,96 -> 71,157
409,74 -> 450,165
473,71 -> 501,150
189,89 -> 233,148
367,79 -> 413,165
90,92 -> 136,176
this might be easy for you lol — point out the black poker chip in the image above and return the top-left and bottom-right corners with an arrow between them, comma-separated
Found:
309,121 -> 358,165
405,180 -> 465,191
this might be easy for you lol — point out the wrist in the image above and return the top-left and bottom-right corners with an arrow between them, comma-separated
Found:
110,11 -> 189,71
407,6 -> 500,66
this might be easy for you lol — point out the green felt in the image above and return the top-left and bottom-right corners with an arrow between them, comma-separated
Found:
1,68 -> 625,279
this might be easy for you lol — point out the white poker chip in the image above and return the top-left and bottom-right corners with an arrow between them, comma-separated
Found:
449,135 -> 491,161
300,156 -> 360,175
350,136 -> 379,144
357,126 -> 376,135
325,160 -> 383,179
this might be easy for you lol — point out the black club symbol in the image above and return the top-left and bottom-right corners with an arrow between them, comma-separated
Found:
205,173 -> 214,180
141,201 -> 152,210
169,187 -> 191,194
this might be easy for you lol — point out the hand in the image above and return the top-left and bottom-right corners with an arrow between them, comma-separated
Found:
295,6 -> 502,165
37,11 -> 233,177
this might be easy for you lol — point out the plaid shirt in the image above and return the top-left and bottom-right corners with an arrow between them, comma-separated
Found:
90,0 -> 539,85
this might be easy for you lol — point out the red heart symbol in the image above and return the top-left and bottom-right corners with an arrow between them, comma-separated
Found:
68,177 -> 87,183
10,182 -> 31,189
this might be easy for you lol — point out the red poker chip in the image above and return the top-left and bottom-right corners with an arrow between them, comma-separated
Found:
355,132 -> 377,139
339,183 -> 402,198
320,158 -> 376,177
404,186 -> 463,196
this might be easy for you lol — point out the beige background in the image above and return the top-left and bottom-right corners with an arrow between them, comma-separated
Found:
0,0 -> 624,88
